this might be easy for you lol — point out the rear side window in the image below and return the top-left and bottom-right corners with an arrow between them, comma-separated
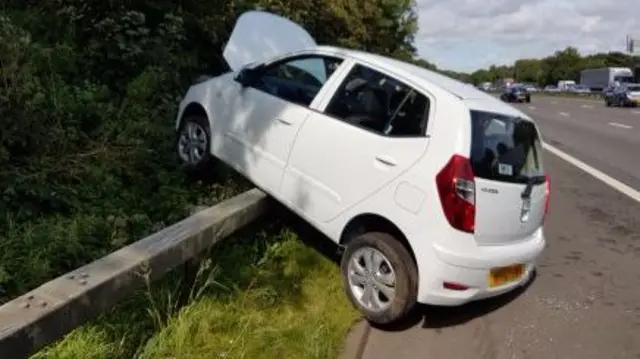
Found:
324,64 -> 430,137
469,111 -> 545,183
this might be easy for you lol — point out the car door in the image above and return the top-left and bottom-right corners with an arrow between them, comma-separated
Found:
221,54 -> 346,194
280,62 -> 431,223
614,86 -> 626,104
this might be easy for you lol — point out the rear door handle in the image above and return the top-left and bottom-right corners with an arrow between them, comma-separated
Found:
375,155 -> 397,167
276,117 -> 293,125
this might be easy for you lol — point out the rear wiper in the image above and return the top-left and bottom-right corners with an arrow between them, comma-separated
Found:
521,175 -> 545,199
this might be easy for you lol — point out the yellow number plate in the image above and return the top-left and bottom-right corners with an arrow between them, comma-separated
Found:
488,264 -> 525,288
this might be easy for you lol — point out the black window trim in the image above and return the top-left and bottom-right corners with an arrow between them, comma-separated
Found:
316,62 -> 432,139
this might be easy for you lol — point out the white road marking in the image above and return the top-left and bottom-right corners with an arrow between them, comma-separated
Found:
551,101 -> 558,104
543,143 -> 640,204
558,112 -> 570,117
581,104 -> 593,109
632,110 -> 640,115
609,122 -> 633,129
528,106 -> 536,110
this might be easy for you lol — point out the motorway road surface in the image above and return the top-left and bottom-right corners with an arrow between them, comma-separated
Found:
521,96 -> 640,191
358,97 -> 640,359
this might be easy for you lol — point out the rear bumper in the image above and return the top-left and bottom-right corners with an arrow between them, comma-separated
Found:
415,229 -> 545,306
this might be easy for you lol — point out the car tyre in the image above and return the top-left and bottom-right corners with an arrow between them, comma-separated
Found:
341,232 -> 418,326
605,99 -> 611,107
176,115 -> 215,175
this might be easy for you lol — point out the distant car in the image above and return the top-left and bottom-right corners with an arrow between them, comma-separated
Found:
523,85 -> 539,92
543,85 -> 560,92
569,85 -> 590,94
603,86 -> 616,105
176,10 -> 549,325
500,86 -> 531,103
606,84 -> 640,107
476,83 -> 492,92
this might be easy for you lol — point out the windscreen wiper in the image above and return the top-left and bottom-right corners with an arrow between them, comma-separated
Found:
521,175 -> 545,199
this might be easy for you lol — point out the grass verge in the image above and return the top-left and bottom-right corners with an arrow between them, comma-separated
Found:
32,217 -> 360,359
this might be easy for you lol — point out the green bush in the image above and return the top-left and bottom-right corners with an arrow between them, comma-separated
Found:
0,1 -> 420,302
0,12 -> 242,300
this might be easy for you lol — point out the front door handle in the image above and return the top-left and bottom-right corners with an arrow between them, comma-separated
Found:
276,117 -> 293,125
375,155 -> 397,167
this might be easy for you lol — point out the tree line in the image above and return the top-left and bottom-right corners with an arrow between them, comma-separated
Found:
438,47 -> 640,86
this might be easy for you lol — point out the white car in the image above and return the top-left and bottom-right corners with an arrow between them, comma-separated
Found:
175,11 -> 549,325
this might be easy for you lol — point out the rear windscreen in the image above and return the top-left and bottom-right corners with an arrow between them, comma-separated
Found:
469,110 -> 545,184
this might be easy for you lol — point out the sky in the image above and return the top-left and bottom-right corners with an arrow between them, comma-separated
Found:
414,0 -> 640,72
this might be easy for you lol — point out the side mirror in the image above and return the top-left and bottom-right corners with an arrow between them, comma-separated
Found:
233,68 -> 256,87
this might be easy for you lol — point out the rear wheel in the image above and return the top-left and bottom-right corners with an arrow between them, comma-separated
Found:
617,97 -> 626,107
605,99 -> 611,107
341,232 -> 418,326
176,115 -> 215,174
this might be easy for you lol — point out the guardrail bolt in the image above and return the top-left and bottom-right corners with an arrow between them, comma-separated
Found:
80,272 -> 89,278
68,274 -> 76,280
21,302 -> 30,309
79,279 -> 88,285
39,300 -> 47,307
27,294 -> 34,300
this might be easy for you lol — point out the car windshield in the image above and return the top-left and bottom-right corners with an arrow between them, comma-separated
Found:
470,111 -> 545,184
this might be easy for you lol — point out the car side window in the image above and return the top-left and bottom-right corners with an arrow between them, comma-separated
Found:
324,64 -> 429,137
252,55 -> 343,107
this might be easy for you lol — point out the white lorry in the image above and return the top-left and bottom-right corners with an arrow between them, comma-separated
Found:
579,67 -> 634,91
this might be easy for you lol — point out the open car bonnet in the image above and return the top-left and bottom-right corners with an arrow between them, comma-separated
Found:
223,11 -> 317,71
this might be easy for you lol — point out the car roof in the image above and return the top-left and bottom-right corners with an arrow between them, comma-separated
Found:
314,46 -> 500,101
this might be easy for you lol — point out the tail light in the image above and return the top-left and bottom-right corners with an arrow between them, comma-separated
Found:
543,174 -> 550,222
436,154 -> 476,233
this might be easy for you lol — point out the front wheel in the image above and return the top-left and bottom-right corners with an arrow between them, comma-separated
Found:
176,115 -> 215,174
341,232 -> 418,326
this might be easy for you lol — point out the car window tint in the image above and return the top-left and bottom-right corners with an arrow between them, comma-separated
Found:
324,64 -> 429,137
469,111 -> 545,184
254,56 -> 343,107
